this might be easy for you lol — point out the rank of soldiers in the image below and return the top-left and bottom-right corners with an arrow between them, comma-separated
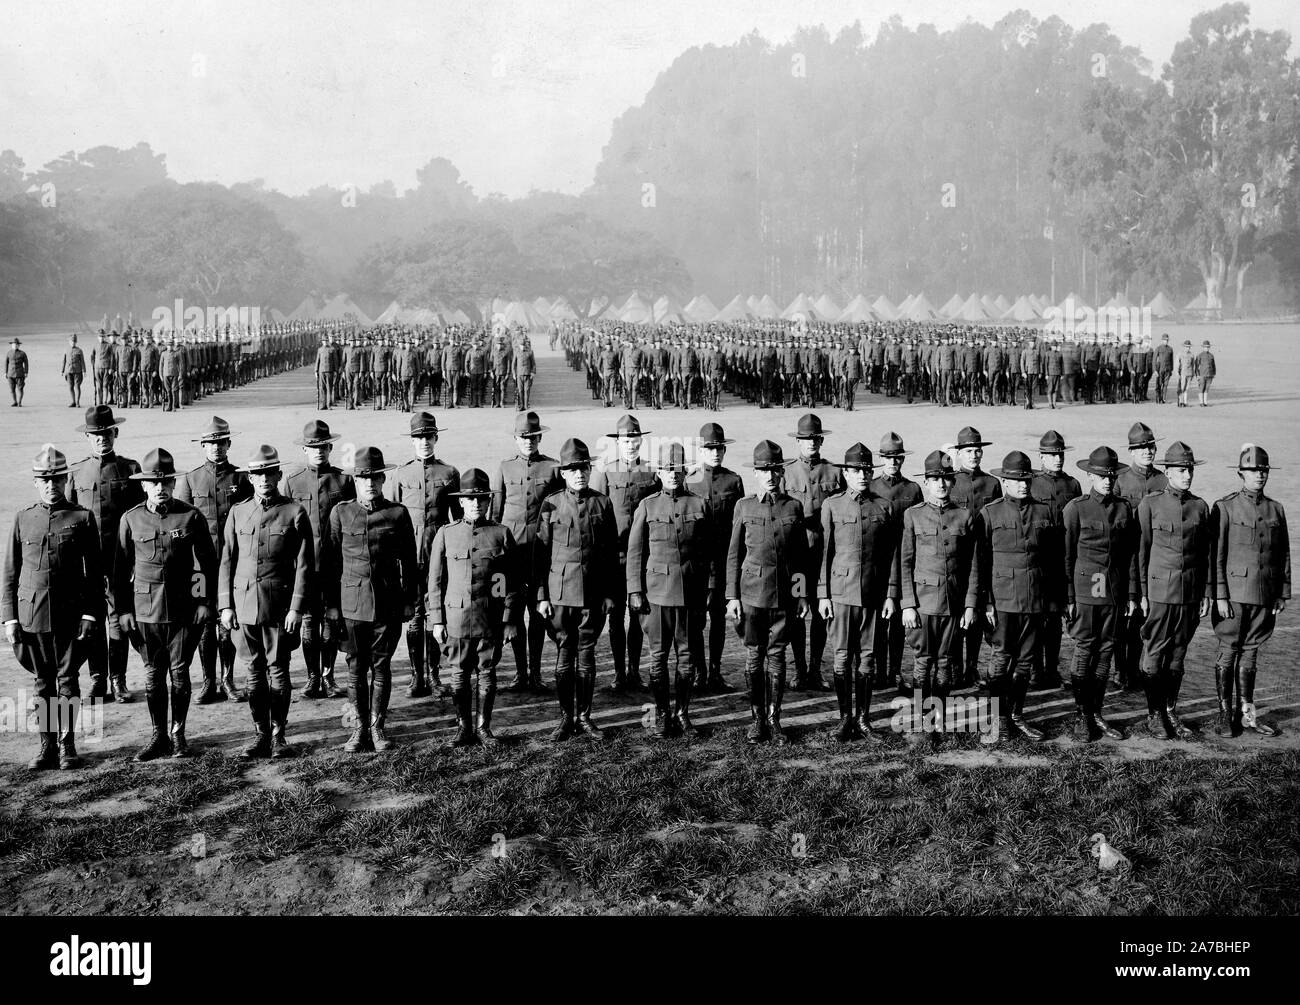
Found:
3,405 -> 1285,771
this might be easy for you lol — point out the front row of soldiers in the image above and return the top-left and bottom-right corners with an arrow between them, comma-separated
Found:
3,415 -> 1288,767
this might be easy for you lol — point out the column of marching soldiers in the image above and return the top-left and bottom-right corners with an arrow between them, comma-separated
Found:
556,320 -> 1220,411
4,390 -> 1287,769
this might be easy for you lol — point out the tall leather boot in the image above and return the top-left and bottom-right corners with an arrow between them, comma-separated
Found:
578,670 -> 603,740
832,673 -> 854,742
854,669 -> 879,743
170,682 -> 191,758
1238,647 -> 1277,736
405,625 -> 430,698
196,627 -> 222,704
476,673 -> 499,745
221,661 -> 247,702
1092,648 -> 1122,738
506,627 -> 530,692
1164,665 -> 1194,739
651,675 -> 673,739
707,661 -> 735,693
1070,675 -> 1098,741
371,671 -> 396,751
302,640 -> 324,698
552,658 -> 576,742
321,644 -> 346,699
745,649 -> 767,744
29,731 -> 59,770
674,671 -> 695,737
1008,675 -> 1043,741
767,650 -> 787,746
451,678 -> 475,747
269,689 -> 293,758
1142,659 -> 1174,739
526,615 -> 550,694
110,640 -> 132,702
135,688 -> 173,761
427,631 -> 453,698
242,688 -> 273,758
1212,650 -> 1237,737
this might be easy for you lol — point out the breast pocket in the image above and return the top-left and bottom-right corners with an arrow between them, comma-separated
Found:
135,528 -> 159,563
648,515 -> 673,542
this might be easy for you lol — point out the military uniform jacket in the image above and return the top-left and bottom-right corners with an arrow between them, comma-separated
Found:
951,469 -> 1001,514
1137,488 -> 1210,605
176,460 -> 252,550
1062,491 -> 1139,607
68,452 -> 145,567
5,349 -> 28,379
1175,350 -> 1195,380
871,474 -> 923,511
387,458 -> 461,567
140,343 -> 159,373
218,494 -> 314,624
320,498 -> 418,623
1153,345 -> 1173,373
590,459 -> 659,545
535,488 -> 620,608
726,492 -> 810,609
1196,351 -> 1216,378
515,347 -> 536,376
979,496 -> 1062,614
284,464 -> 355,541
427,518 -> 521,636
1031,470 -> 1082,520
1211,490 -> 1290,607
316,345 -> 335,373
1116,466 -> 1167,511
115,500 -> 217,623
626,487 -> 717,607
2,499 -> 103,632
893,500 -> 981,616
818,489 -> 900,608
62,346 -> 86,375
784,457 -> 846,533
491,454 -> 563,547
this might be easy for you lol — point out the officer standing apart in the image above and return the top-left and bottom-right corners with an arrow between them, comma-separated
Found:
1210,444 -> 1289,737
726,440 -> 811,746
427,468 -> 521,747
5,337 -> 28,407
627,442 -> 718,739
321,447 -> 419,753
62,334 -> 86,407
2,447 -> 102,770
535,439 -> 621,741
219,445 -> 314,759
1137,441 -> 1211,740
115,448 -> 217,761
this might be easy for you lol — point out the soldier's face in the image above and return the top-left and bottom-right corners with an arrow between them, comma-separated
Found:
925,476 -> 951,502
1040,453 -> 1064,474
563,465 -> 590,491
35,477 -> 65,505
462,497 -> 485,521
619,436 -> 641,464
702,446 -> 725,467
203,440 -> 229,464
756,468 -> 781,495
357,475 -> 384,504
1166,466 -> 1193,492
516,435 -> 540,457
144,478 -> 174,507
1090,473 -> 1116,497
1129,445 -> 1156,469
881,456 -> 903,478
659,468 -> 682,491
305,445 -> 330,467
250,471 -> 280,499
845,468 -> 869,493
1241,469 -> 1267,492
1001,477 -> 1030,500
799,437 -> 821,461
413,434 -> 436,460
87,430 -> 117,455
959,446 -> 981,470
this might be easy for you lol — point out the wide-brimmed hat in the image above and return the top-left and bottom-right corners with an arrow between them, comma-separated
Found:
834,442 -> 875,470
1038,430 -> 1072,454
752,440 -> 786,470
698,422 -> 734,447
609,414 -> 649,438
130,448 -> 178,481
31,445 -> 69,479
990,450 -> 1035,480
351,446 -> 397,478
1076,446 -> 1128,477
76,404 -> 125,433
559,438 -> 593,470
1234,443 -> 1273,471
877,432 -> 911,457
655,442 -> 688,472
917,449 -> 957,480
9,337 -> 20,346
239,445 -> 282,474
193,416 -> 234,443
409,411 -> 441,437
955,426 -> 992,449
790,413 -> 830,439
513,411 -> 548,437
294,419 -> 340,446
450,468 -> 493,497
1127,422 -> 1159,449
1157,441 -> 1205,468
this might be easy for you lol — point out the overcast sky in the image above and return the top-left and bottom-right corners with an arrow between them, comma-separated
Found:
3,0 -> 1296,199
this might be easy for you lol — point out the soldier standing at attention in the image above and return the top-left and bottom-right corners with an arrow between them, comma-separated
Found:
627,442 -> 718,738
727,440 -> 810,745
1115,422 -> 1168,690
315,335 -> 336,409
978,450 -> 1063,742
62,334 -> 86,407
492,411 -> 564,694
590,414 -> 659,692
3,447 -> 103,769
387,411 -> 460,700
869,433 -> 922,689
92,331 -> 110,405
1137,442 -> 1211,740
321,447 -> 419,753
5,337 -> 28,407
687,423 -> 744,693
1029,430 -> 1082,689
1153,334 -> 1174,404
514,336 -> 536,411
139,334 -> 159,408
219,445 -> 314,759
1062,446 -> 1138,741
285,419 -> 355,699
1195,340 -> 1216,407
536,439 -> 621,742
176,416 -> 252,704
116,448 -> 217,761
1210,444 -> 1289,737
427,468 -> 521,746
1175,339 -> 1196,407
949,427 -> 1000,686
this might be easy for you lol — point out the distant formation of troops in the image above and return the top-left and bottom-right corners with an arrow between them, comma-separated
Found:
3,401 -> 1287,769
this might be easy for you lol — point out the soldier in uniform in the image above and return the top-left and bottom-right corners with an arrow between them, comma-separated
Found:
598,339 -> 620,408
92,332 -> 111,405
1029,430 -> 1082,689
978,450 -> 1062,742
1210,444 -> 1289,737
115,449 -> 217,760
5,337 -> 28,407
1062,446 -> 1138,741
514,336 -> 536,411
492,411 -> 564,693
627,442 -> 718,738
869,433 -> 922,689
139,334 -> 160,408
2,447 -> 103,769
284,419 -> 355,699
1136,441 -> 1211,740
62,334 -> 86,407
316,335 -> 336,409
345,335 -> 366,409
817,443 -> 900,742
68,405 -> 143,702
1153,334 -> 1174,404
175,417 -> 252,704
893,449 -> 981,745
428,468 -> 522,746
1175,339 -> 1196,407
1115,422 -> 1168,689
842,343 -> 863,411
321,447 -> 419,753
726,440 -> 810,745
387,411 -> 460,699
536,438 -> 620,741
219,445 -> 314,759
590,414 -> 659,691
1195,340 -> 1216,407
949,427 -> 1000,686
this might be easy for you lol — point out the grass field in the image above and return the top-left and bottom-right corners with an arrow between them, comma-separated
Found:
1,320 -> 1298,914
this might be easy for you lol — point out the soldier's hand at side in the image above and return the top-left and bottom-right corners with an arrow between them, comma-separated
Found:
818,599 -> 834,621
1198,598 -> 1211,619
726,599 -> 742,621
326,607 -> 341,623
1125,600 -> 1137,617
629,592 -> 647,614
1274,599 -> 1287,615
795,598 -> 809,619
502,623 -> 518,643
902,607 -> 920,630
193,604 -> 211,626
883,597 -> 898,620
537,600 -> 553,620
221,608 -> 237,631
1139,597 -> 1149,618
1216,600 -> 1233,620
432,624 -> 448,646
118,613 -> 136,635
984,605 -> 997,628
602,597 -> 616,615
5,622 -> 18,644
1066,602 -> 1077,622
284,610 -> 303,633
